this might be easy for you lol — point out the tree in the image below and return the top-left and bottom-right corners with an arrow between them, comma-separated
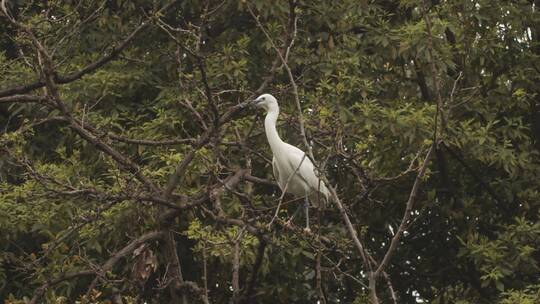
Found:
1,0 -> 539,303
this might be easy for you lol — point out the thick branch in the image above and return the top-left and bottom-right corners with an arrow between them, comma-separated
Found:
232,230 -> 243,304
242,239 -> 267,304
0,94 -> 49,104
245,174 -> 279,188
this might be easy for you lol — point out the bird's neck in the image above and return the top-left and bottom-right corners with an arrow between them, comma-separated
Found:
264,108 -> 284,153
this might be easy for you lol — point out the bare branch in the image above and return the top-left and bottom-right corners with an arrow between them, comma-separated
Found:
232,229 -> 244,304
248,4 -> 377,300
374,144 -> 434,278
30,231 -> 165,304
242,239 -> 267,304
245,174 -> 279,188
109,133 -> 196,146
29,271 -> 95,304
423,1 -> 446,140
202,247 -> 210,304
163,132 -> 212,198
5,5 -> 161,194
0,0 -> 179,98
0,94 -> 49,104
68,118 -> 160,193
316,248 -> 327,304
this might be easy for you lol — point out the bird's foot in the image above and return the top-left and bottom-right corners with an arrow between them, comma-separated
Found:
303,227 -> 312,234
284,219 -> 294,229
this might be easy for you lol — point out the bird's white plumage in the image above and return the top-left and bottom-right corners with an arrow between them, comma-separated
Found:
254,93 -> 329,207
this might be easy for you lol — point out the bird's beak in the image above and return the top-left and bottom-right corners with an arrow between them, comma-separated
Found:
249,99 -> 260,108
240,99 -> 258,109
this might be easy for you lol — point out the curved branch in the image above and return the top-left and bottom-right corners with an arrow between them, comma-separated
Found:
0,0 -> 179,98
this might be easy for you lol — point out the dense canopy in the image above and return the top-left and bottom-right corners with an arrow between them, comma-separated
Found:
1,0 -> 539,303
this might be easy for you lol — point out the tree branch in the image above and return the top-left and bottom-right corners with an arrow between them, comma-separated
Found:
0,0 -> 179,98
0,94 -> 49,104
248,3 -> 377,300
374,145 -> 434,278
30,231 -> 165,304
242,238 -> 267,304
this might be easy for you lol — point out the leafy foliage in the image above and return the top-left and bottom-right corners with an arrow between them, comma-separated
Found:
1,0 -> 539,303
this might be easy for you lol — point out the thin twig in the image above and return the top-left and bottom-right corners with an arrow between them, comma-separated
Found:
267,153 -> 307,229
374,136 -> 435,279
0,0 -> 179,98
29,231 -> 165,304
249,3 -> 376,301
423,1 -> 446,141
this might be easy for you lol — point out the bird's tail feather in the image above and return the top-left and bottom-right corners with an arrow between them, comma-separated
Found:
312,180 -> 333,208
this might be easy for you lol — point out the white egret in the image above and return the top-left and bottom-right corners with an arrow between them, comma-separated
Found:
252,93 -> 330,231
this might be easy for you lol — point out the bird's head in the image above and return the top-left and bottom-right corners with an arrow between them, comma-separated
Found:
251,93 -> 278,112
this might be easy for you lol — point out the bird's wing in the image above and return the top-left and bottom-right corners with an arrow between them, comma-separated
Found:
283,144 -> 330,201
282,145 -> 320,188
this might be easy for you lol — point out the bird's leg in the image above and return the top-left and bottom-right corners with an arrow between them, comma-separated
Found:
304,196 -> 311,233
285,203 -> 303,228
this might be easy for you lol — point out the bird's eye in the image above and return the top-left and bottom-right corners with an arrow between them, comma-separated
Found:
262,97 -> 266,100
